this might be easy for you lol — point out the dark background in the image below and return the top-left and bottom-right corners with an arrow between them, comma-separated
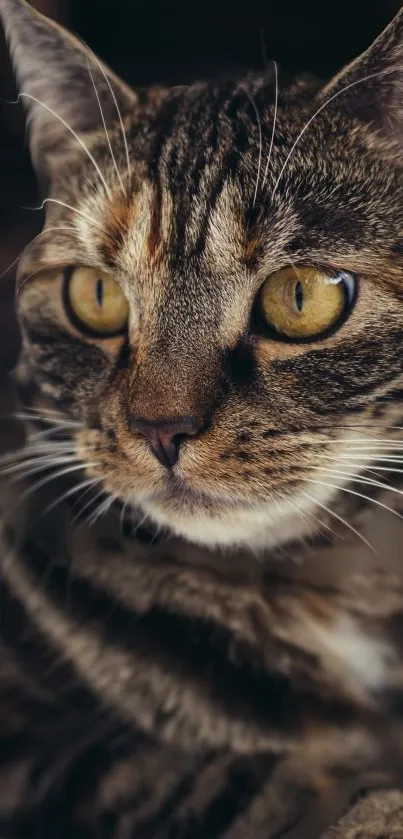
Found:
0,0 -> 401,372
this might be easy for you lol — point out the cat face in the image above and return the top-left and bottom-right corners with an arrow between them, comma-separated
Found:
2,0 -> 403,549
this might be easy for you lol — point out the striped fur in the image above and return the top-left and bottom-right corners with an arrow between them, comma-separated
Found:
0,403 -> 403,835
1,1 -> 403,835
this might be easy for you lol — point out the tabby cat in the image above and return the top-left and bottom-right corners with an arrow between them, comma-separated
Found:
1,0 -> 403,835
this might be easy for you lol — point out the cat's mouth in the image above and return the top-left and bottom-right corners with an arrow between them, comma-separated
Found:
125,472 -> 297,549
160,473 -> 254,511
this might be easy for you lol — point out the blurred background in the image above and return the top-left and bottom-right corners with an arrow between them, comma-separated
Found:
0,0 -> 401,374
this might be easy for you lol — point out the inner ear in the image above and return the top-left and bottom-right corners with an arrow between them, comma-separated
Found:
0,0 -> 137,180
318,8 -> 403,154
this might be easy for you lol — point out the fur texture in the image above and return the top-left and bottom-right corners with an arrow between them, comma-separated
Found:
1,1 -> 403,835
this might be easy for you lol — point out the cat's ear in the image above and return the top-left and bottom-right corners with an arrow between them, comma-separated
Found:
320,8 -> 403,152
0,0 -> 137,178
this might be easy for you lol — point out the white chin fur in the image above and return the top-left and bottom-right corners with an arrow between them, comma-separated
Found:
137,481 -> 335,550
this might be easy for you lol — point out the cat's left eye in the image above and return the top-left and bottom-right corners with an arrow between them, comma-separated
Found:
257,265 -> 356,341
64,267 -> 129,337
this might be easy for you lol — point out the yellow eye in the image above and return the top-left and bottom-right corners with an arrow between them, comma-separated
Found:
259,265 -> 356,341
65,267 -> 129,336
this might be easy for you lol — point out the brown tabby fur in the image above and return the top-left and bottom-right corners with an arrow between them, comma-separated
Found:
1,0 -> 403,835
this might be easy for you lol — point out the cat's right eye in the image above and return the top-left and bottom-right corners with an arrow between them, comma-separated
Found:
64,267 -> 129,337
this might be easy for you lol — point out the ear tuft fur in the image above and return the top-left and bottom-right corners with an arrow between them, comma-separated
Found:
0,0 -> 136,177
321,9 -> 403,155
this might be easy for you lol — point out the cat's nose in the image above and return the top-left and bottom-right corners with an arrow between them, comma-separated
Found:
129,416 -> 203,469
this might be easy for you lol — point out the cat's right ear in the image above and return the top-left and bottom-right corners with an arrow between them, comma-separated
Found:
320,8 -> 403,155
0,0 -> 137,180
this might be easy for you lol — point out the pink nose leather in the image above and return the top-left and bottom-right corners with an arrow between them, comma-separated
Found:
129,416 -> 203,468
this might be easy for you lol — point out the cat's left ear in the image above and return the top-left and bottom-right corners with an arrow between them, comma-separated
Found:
0,0 -> 137,179
320,8 -> 403,153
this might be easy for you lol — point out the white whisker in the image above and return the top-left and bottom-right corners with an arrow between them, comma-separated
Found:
302,491 -> 377,554
272,65 -> 403,197
19,92 -> 112,198
4,436 -> 76,451
44,477 -> 100,515
338,424 -> 403,432
286,495 -> 335,540
15,265 -> 52,297
130,511 -> 150,539
5,446 -> 76,464
39,198 -> 106,235
318,468 -> 403,501
0,226 -> 78,281
88,493 -> 116,527
81,42 -> 131,185
356,465 -> 403,475
362,467 -> 392,481
86,59 -> 126,197
0,447 -> 77,471
307,478 -> 403,524
262,60 -> 278,190
74,488 -> 105,524
0,437 -> 72,455
84,175 -> 100,196
8,455 -> 79,481
313,440 -> 403,448
20,462 -> 99,503
120,499 -> 129,538
318,453 -> 403,464
239,84 -> 262,207
28,424 -> 76,443
75,481 -> 102,507
15,410 -> 80,428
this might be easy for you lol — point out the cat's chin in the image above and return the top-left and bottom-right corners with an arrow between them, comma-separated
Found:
134,492 -> 319,551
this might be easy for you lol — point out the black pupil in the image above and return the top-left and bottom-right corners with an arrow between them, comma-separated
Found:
295,281 -> 303,312
95,278 -> 104,308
